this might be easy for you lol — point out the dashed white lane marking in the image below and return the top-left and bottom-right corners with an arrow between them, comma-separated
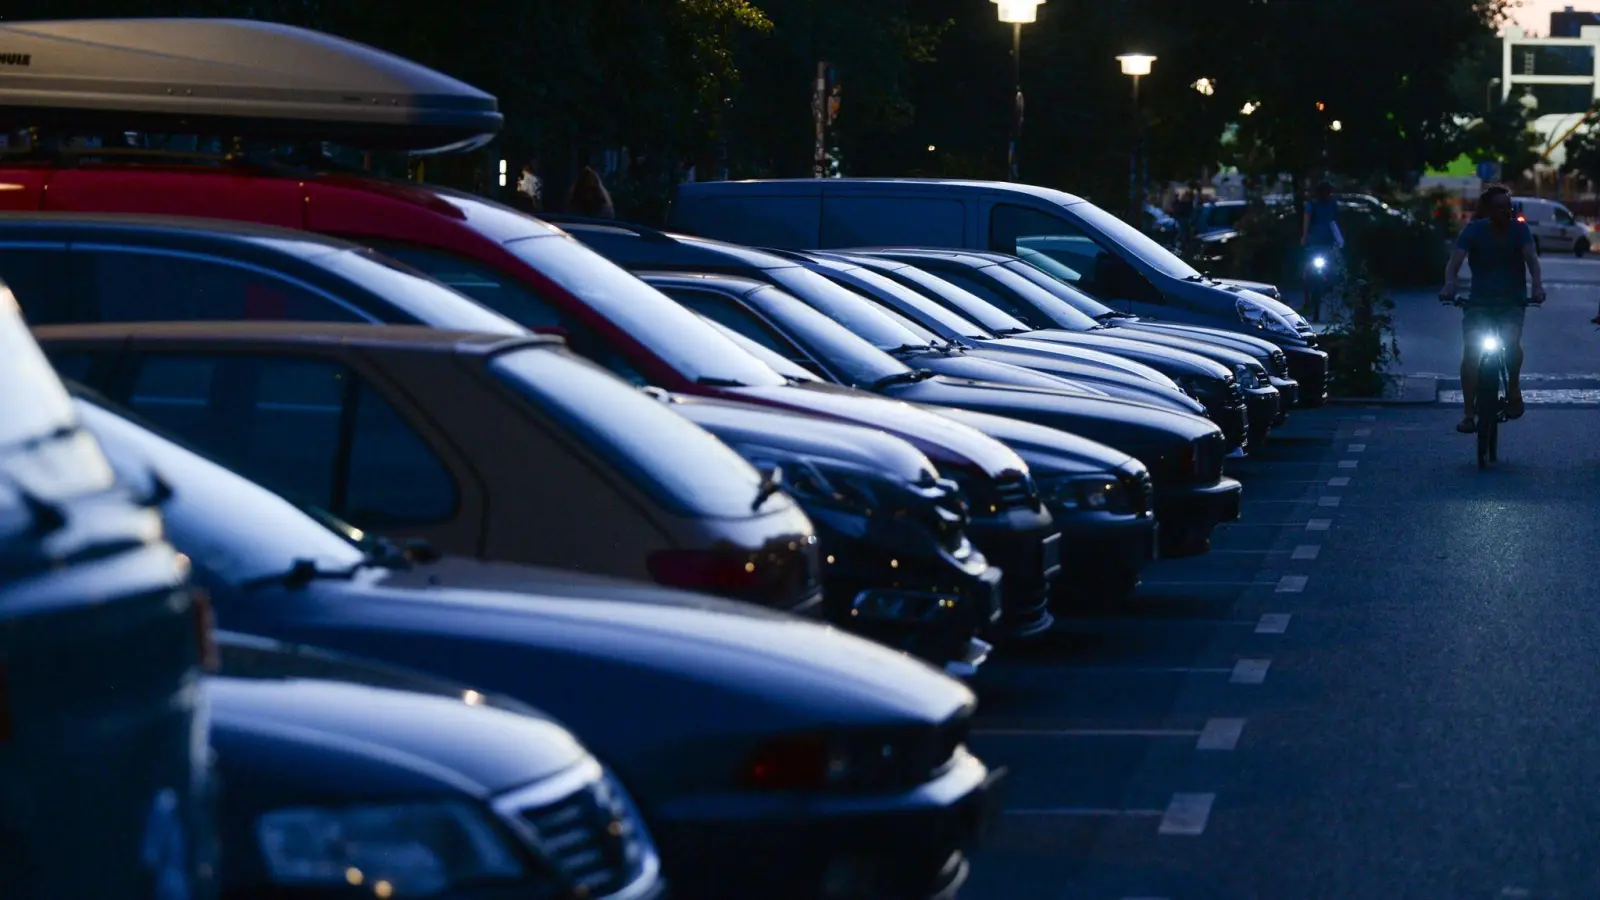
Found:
1231,659 -> 1272,684
1307,518 -> 1332,531
1276,575 -> 1308,593
1361,415 -> 1376,421
1500,888 -> 1531,898
1158,793 -> 1216,835
1338,459 -> 1359,469
1292,544 -> 1321,560
1318,495 -> 1342,507
1255,613 -> 1292,634
1196,718 -> 1245,751
1354,428 -> 1372,436
1328,476 -> 1351,487
1347,443 -> 1367,452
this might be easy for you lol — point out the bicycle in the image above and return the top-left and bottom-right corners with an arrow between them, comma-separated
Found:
1439,294 -> 1542,469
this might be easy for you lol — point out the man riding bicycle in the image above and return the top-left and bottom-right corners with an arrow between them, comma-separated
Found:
1440,184 -> 1545,433
1300,181 -> 1343,320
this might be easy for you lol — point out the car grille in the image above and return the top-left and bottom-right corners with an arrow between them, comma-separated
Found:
498,762 -> 653,899
1194,434 -> 1226,483
1120,470 -> 1154,516
1268,350 -> 1290,378
1226,376 -> 1245,404
991,473 -> 1040,512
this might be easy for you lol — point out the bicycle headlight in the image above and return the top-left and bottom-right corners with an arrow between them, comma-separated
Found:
1037,474 -> 1132,513
256,802 -> 523,896
1236,298 -> 1299,338
1482,335 -> 1499,352
1312,255 -> 1327,270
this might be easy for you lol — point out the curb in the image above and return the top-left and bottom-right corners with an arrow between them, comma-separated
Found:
1326,374 -> 1438,406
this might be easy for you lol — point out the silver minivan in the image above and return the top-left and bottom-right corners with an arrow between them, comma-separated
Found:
1513,197 -> 1591,257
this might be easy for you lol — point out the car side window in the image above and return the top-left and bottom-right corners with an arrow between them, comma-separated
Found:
360,240 -> 563,326
660,287 -> 806,358
78,248 -> 368,325
1555,207 -> 1576,226
344,381 -> 458,526
0,247 -> 70,325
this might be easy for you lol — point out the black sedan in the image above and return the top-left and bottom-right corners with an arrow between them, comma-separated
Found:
78,389 -> 1002,900
661,392 -> 1004,674
845,247 -> 1268,452
651,271 -> 1240,560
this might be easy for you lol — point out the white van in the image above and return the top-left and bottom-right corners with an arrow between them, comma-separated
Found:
1513,197 -> 1590,257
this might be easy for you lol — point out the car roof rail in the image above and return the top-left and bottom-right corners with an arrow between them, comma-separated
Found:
537,214 -> 678,244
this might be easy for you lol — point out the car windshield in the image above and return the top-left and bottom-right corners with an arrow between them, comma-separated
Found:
490,346 -> 775,518
764,266 -> 933,351
981,263 -> 1104,330
836,265 -> 992,339
317,249 -> 527,335
749,286 -> 912,387
1002,260 -> 1119,319
700,316 -> 824,382
506,235 -> 787,387
875,264 -> 1032,334
0,290 -> 78,452
1067,199 -> 1203,280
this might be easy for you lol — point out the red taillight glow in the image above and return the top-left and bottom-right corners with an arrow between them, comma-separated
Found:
647,549 -> 776,595
192,588 -> 219,673
743,735 -> 834,790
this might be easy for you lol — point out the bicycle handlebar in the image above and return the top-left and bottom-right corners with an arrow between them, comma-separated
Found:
1439,294 -> 1544,307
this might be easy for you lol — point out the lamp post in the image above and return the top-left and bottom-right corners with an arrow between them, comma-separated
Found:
994,0 -> 1044,181
1117,53 -> 1156,227
1192,77 -> 1215,193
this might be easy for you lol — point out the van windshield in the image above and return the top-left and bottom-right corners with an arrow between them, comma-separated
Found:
0,292 -> 78,452
1067,200 -> 1203,280
507,235 -> 787,387
491,347 -> 778,518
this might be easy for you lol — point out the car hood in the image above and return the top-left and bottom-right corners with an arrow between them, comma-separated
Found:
889,376 -> 1220,477
928,407 -> 1140,478
728,382 -> 1030,481
909,352 -> 1109,396
665,394 -> 940,486
1107,319 -> 1280,359
980,338 -> 1177,387
959,344 -> 1202,414
209,631 -> 589,801
1214,276 -> 1282,300
1013,330 -> 1232,380
229,557 -> 976,798
1078,326 -> 1258,370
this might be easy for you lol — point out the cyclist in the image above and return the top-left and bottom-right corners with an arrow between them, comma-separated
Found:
1300,180 -> 1343,320
1440,183 -> 1545,433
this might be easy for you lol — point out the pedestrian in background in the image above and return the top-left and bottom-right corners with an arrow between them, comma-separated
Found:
568,165 -> 615,218
516,159 -> 543,212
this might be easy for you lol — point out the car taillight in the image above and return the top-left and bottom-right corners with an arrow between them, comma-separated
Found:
192,587 -> 219,673
647,549 -> 768,594
742,734 -> 845,790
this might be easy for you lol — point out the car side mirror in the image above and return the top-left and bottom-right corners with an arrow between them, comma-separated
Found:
401,538 -> 442,564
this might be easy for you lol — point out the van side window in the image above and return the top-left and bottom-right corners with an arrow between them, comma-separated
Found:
1555,207 -> 1576,226
0,247 -> 69,325
78,249 -> 368,325
361,240 -> 559,325
990,204 -> 1104,282
821,197 -> 964,248
660,287 -> 804,358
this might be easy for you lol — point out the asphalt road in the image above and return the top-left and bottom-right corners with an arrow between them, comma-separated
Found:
962,263 -> 1600,899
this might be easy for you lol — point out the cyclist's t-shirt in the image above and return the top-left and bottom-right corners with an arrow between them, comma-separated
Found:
1457,219 -> 1532,306
1305,199 -> 1339,246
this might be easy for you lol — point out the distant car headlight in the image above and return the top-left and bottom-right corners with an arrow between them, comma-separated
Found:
256,801 -> 523,896
1233,364 -> 1262,390
1037,473 -> 1132,514
1236,298 -> 1298,338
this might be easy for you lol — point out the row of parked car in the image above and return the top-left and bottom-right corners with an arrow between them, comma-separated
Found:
0,16 -> 1335,900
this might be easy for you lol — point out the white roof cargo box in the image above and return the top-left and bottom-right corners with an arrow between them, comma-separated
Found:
0,18 -> 502,153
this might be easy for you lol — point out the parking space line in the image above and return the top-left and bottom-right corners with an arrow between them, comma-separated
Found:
1291,544 -> 1320,560
1231,659 -> 1271,684
1348,444 -> 1367,452
1196,718 -> 1245,750
1328,476 -> 1351,487
1143,580 -> 1277,587
1006,807 -> 1165,818
1255,613 -> 1291,633
1276,575 -> 1308,592
1306,518 -> 1332,531
1354,428 -> 1373,436
1013,665 -> 1234,675
1338,459 -> 1360,469
1054,617 -> 1279,628
1361,414 -> 1377,420
1317,496 -> 1342,507
974,727 -> 1200,738
1158,793 -> 1216,835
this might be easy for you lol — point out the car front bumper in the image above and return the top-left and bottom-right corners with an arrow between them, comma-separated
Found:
819,542 -> 1003,669
648,750 -> 1002,900
1244,387 -> 1280,447
967,507 -> 1061,640
1050,508 -> 1159,603
1153,475 -> 1243,558
1268,376 -> 1299,419
1282,345 -> 1331,407
1203,398 -> 1250,451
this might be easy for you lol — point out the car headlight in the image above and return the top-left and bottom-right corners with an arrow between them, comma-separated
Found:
1037,473 -> 1132,514
1233,364 -> 1262,390
256,801 -> 523,897
1236,298 -> 1298,338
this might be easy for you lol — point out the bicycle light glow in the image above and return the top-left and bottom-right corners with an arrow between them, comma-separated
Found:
1312,255 -> 1327,270
1482,336 -> 1499,352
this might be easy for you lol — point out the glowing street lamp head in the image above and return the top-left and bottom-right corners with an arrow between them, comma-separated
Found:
1117,53 -> 1157,77
993,0 -> 1045,23
1330,120 -> 1343,132
1241,101 -> 1260,115
1192,77 -> 1215,96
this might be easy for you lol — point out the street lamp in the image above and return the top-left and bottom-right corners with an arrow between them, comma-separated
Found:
994,0 -> 1044,181
1118,53 -> 1157,227
1241,101 -> 1260,116
1330,120 -> 1343,132
1192,77 -> 1215,97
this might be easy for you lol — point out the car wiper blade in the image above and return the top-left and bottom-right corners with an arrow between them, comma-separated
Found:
1095,311 -> 1136,321
695,376 -> 748,387
240,557 -> 366,591
883,343 -> 931,357
751,465 -> 786,512
869,369 -> 935,390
